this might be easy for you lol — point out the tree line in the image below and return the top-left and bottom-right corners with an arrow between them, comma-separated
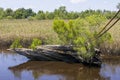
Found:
0,6 -> 119,20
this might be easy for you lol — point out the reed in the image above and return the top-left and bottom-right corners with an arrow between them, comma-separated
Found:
100,19 -> 120,55
0,19 -> 60,48
0,19 -> 120,55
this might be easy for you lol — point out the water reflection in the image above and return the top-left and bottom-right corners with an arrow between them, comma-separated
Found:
0,51 -> 28,80
0,51 -> 120,80
100,57 -> 120,80
9,61 -> 104,80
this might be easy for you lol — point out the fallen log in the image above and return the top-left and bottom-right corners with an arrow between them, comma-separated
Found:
8,45 -> 102,66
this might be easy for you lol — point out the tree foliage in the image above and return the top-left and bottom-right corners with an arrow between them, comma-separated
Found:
0,7 -> 4,19
4,8 -> 13,18
13,8 -> 36,19
0,6 -> 118,20
53,14 -> 112,58
35,10 -> 45,20
117,3 -> 120,9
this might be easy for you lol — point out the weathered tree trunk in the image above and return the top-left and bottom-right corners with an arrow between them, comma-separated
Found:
8,45 -> 102,66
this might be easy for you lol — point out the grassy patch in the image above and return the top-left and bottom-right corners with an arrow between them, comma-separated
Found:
0,19 -> 120,55
0,19 -> 60,48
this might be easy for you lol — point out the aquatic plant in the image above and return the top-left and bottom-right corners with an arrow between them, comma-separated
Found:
10,39 -> 22,48
30,38 -> 42,49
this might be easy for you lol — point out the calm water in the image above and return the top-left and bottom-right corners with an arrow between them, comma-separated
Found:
0,51 -> 120,80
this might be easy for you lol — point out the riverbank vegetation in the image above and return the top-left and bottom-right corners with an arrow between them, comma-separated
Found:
0,19 -> 120,55
0,20 -> 60,48
53,14 -> 112,58
0,4 -> 120,55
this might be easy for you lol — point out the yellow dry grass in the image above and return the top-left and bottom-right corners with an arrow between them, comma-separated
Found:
100,19 -> 120,54
0,19 -> 120,54
0,19 -> 60,48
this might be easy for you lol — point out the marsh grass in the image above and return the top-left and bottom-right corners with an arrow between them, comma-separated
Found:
0,19 -> 60,48
0,19 -> 120,55
100,20 -> 120,54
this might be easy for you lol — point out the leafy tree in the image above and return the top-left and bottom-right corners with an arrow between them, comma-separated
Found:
67,11 -> 79,19
116,3 -> 120,18
4,8 -> 13,18
45,11 -> 54,19
14,8 -> 35,19
0,6 -> 118,20
35,10 -> 45,20
0,7 -> 5,19
103,10 -> 116,19
54,6 -> 68,19
117,3 -> 120,9
25,8 -> 36,17
14,8 -> 26,19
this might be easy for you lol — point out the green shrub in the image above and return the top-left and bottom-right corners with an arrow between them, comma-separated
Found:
53,14 -> 112,58
10,39 -> 22,48
30,38 -> 42,49
27,16 -> 35,21
6,16 -> 13,19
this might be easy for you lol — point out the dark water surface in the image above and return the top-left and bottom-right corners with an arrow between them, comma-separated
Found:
0,51 -> 120,80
